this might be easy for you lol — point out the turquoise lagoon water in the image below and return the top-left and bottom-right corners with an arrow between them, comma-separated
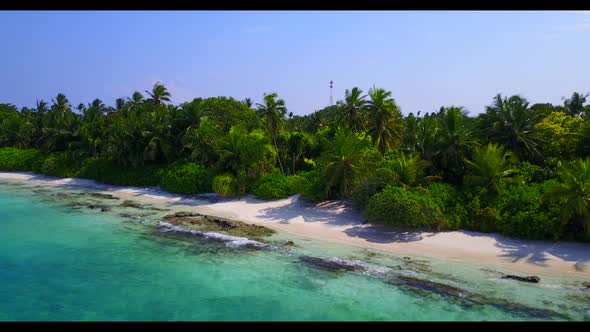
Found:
0,179 -> 588,321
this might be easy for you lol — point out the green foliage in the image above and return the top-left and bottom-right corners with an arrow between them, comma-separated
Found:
320,127 -> 380,199
0,147 -> 41,171
513,162 -> 556,184
464,143 -> 517,193
364,186 -> 446,229
496,181 -> 563,240
252,174 -> 296,200
78,157 -> 166,187
351,167 -> 397,210
426,182 -> 468,230
160,162 -> 213,194
534,111 -> 583,161
37,152 -> 80,178
212,174 -> 239,196
294,169 -> 324,203
544,158 -> 590,237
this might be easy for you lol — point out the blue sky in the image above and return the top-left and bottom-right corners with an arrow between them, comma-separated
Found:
1,11 -> 589,116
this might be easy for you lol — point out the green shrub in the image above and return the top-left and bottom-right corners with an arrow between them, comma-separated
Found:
78,157 -> 167,187
160,162 -> 212,194
252,174 -> 294,200
37,152 -> 80,178
352,167 -> 397,210
364,186 -> 445,229
295,169 -> 325,203
495,180 -> 563,240
0,147 -> 41,171
513,162 -> 556,184
212,174 -> 238,196
427,182 -> 468,230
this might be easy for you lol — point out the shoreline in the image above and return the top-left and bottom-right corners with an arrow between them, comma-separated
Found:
1,171 -> 589,279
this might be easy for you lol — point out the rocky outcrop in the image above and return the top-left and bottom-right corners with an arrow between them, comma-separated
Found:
162,211 -> 275,239
119,200 -> 170,212
88,192 -> 119,200
157,221 -> 268,249
299,255 -> 367,272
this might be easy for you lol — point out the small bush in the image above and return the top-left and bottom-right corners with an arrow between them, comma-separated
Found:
0,147 -> 41,171
252,174 -> 294,200
364,186 -> 445,230
160,162 -> 212,194
212,174 -> 238,196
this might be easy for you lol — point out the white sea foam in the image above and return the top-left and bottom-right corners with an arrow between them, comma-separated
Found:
158,221 -> 268,249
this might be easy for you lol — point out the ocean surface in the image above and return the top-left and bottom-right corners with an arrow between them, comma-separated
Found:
0,179 -> 588,321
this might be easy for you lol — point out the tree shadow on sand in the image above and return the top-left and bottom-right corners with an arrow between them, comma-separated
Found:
256,196 -> 364,226
455,230 -> 590,271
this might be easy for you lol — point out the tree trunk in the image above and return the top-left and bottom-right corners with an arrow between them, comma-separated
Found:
272,134 -> 285,175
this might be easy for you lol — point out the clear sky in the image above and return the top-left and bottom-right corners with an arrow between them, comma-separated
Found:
1,11 -> 589,116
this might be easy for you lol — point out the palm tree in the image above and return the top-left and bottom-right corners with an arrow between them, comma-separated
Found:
544,158 -> 590,236
367,87 -> 403,154
256,93 -> 287,174
243,98 -> 253,108
481,94 -> 541,159
145,82 -> 172,105
434,106 -> 478,183
384,152 -> 434,189
34,100 -> 48,115
563,92 -> 588,117
464,143 -> 518,193
129,91 -> 144,107
320,127 -> 378,198
337,87 -> 367,132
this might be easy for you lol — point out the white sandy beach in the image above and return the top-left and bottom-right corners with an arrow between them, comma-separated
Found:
1,171 -> 589,279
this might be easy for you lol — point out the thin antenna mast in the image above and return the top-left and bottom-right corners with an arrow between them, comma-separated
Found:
329,80 -> 333,105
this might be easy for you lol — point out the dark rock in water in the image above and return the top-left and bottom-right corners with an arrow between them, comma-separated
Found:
89,193 -> 119,200
394,275 -> 467,299
86,204 -> 112,212
388,275 -> 566,319
501,274 -> 540,283
172,211 -> 201,217
285,240 -> 295,246
120,200 -> 145,209
299,255 -> 366,272
119,200 -> 170,211
582,282 -> 590,290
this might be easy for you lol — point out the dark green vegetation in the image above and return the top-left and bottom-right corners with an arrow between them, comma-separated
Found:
1,86 -> 590,241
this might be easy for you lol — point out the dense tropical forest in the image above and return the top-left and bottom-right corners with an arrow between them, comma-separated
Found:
1,83 -> 590,241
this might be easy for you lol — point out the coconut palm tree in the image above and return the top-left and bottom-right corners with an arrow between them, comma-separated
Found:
243,98 -> 253,108
464,143 -> 518,193
563,92 -> 588,117
145,82 -> 172,105
256,93 -> 288,174
544,158 -> 590,236
337,87 -> 367,132
367,87 -> 403,154
434,106 -> 478,183
128,91 -> 144,107
320,127 -> 379,199
383,151 -> 434,189
481,94 -> 541,160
